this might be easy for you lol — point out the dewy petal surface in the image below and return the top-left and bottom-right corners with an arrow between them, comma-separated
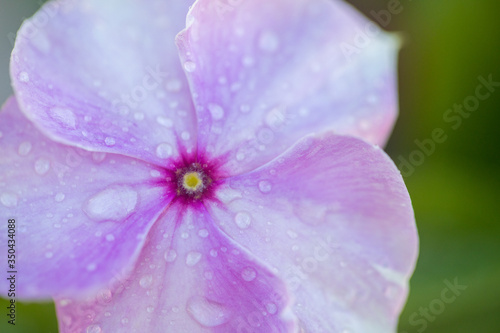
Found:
177,0 -> 399,175
208,133 -> 418,332
0,97 -> 174,298
56,203 -> 295,333
11,0 -> 196,165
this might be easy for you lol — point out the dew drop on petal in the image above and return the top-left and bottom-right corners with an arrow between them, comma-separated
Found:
48,107 -> 77,129
164,249 -> 177,263
18,142 -> 32,156
84,186 -> 138,221
18,71 -> 29,82
86,263 -> 97,271
181,131 -> 191,141
34,158 -> 50,175
184,61 -> 196,72
234,212 -> 251,229
187,296 -> 230,328
86,325 -> 102,333
0,193 -> 18,208
208,103 -> 224,120
134,112 -> 145,121
156,116 -> 173,128
198,229 -> 209,238
45,252 -> 53,259
258,31 -> 279,53
258,180 -> 272,193
54,192 -> 65,202
92,152 -> 106,163
139,275 -> 153,288
98,289 -> 113,303
105,234 -> 115,242
156,143 -> 173,159
166,79 -> 182,92
104,137 -> 116,146
150,170 -> 161,178
186,251 -> 202,267
241,267 -> 257,282
266,302 -> 278,314
147,306 -> 155,313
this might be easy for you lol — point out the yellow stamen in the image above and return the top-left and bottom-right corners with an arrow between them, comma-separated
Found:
183,172 -> 203,191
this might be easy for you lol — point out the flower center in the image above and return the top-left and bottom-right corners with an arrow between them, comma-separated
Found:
183,172 -> 203,191
175,163 -> 212,200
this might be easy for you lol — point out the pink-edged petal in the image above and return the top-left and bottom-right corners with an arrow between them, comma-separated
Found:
0,97 -> 174,298
177,0 -> 399,175
55,203 -> 295,333
11,0 -> 196,165
207,133 -> 418,332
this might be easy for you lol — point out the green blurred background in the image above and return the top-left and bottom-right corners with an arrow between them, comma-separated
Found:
1,0 -> 499,332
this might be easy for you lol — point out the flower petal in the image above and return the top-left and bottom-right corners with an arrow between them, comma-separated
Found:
55,203 -> 295,333
207,133 -> 418,332
0,97 -> 173,298
177,0 -> 399,175
11,0 -> 196,165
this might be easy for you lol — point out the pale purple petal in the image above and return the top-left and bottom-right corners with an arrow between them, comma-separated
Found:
0,97 -> 173,298
177,0 -> 399,175
207,133 -> 418,332
56,203 -> 295,333
11,0 -> 196,165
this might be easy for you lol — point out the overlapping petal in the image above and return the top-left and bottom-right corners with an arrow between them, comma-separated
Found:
177,0 -> 399,175
11,0 -> 196,165
0,97 -> 174,298
56,203 -> 295,333
207,133 -> 418,332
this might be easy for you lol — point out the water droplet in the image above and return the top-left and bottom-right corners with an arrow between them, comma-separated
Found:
92,152 -> 106,163
164,249 -> 177,262
0,193 -> 18,208
147,306 -> 155,313
48,107 -> 76,129
208,103 -> 224,120
186,251 -> 202,267
184,61 -> 196,72
45,252 -> 53,259
156,143 -> 173,159
134,112 -> 144,121
166,79 -> 182,92
259,31 -> 279,53
209,249 -> 217,257
242,56 -> 254,67
104,137 -> 116,146
181,131 -> 190,141
265,302 -> 278,314
150,170 -> 161,178
156,116 -> 173,127
86,325 -> 102,333
98,289 -> 112,303
54,192 -> 65,202
187,296 -> 230,328
121,317 -> 129,325
241,267 -> 257,282
34,158 -> 50,175
258,180 -> 272,193
198,229 -> 209,238
18,142 -> 32,156
86,263 -> 97,271
286,230 -> 298,239
236,152 -> 245,161
234,212 -> 251,229
18,71 -> 29,82
240,104 -> 251,113
139,275 -> 153,288
84,186 -> 138,221
105,234 -> 115,242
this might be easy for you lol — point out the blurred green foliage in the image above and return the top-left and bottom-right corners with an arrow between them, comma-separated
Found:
1,0 -> 499,332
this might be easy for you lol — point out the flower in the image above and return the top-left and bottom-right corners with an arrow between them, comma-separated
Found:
1,0 -> 418,332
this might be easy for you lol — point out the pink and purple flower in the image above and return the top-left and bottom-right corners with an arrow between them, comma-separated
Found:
0,0 -> 418,332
